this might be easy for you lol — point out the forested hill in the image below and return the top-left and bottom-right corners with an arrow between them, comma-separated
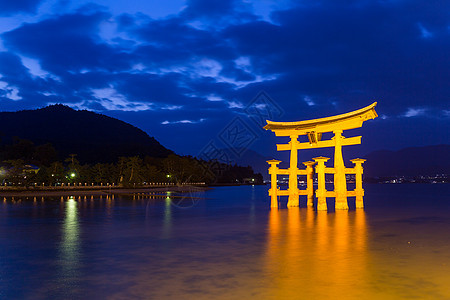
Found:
231,144 -> 449,180
0,104 -> 172,163
363,144 -> 450,177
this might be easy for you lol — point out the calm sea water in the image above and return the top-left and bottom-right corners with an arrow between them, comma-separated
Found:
1,184 -> 450,299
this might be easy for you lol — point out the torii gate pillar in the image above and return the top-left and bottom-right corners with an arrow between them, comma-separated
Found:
333,129 -> 348,210
314,157 -> 329,211
267,159 -> 282,208
287,135 -> 300,207
351,158 -> 366,208
303,161 -> 316,207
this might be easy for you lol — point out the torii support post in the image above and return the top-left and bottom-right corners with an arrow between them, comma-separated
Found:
303,161 -> 316,207
267,159 -> 282,208
333,129 -> 349,210
287,134 -> 300,207
350,158 -> 366,209
314,157 -> 329,211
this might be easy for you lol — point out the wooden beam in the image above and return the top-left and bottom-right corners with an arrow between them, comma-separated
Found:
298,136 -> 361,149
345,167 -> 356,174
347,190 -> 357,197
276,190 -> 290,196
265,102 -> 378,132
277,143 -> 291,151
324,167 -> 335,174
277,136 -> 361,151
277,169 -> 290,175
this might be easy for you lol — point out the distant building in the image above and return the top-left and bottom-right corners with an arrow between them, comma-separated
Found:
23,164 -> 40,175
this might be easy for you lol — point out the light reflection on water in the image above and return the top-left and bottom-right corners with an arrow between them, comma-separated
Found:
163,197 -> 172,239
265,208 -> 368,299
56,197 -> 81,297
0,185 -> 449,299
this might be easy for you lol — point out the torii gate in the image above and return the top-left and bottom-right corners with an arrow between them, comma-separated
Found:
264,102 -> 378,211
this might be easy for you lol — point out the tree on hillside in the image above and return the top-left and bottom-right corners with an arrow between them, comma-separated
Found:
49,161 -> 65,185
92,163 -> 109,184
143,164 -> 164,183
163,154 -> 212,184
4,159 -> 25,185
118,156 -> 144,185
4,138 -> 34,161
33,143 -> 58,166
64,154 -> 80,182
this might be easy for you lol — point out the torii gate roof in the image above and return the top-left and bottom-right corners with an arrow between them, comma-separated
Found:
264,102 -> 378,135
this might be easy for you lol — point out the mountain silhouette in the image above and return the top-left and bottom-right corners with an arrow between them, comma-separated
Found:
233,144 -> 449,179
363,144 -> 450,177
0,104 -> 172,163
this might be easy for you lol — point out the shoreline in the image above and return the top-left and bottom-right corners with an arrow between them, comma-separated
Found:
0,185 -> 211,197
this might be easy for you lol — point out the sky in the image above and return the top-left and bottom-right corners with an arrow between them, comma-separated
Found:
0,0 -> 448,162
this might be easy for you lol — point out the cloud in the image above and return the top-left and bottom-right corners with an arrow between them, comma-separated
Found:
0,81 -> 21,100
161,118 -> 206,125
0,51 -> 31,79
228,100 -> 244,109
0,0 -> 448,154
403,107 -> 427,117
0,51 -> 50,104
303,96 -> 315,106
418,23 -> 433,39
224,0 -> 450,116
180,0 -> 256,27
91,87 -> 153,111
2,11 -> 133,75
0,0 -> 43,16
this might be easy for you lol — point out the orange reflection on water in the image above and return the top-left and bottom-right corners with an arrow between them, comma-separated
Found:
265,208 -> 368,299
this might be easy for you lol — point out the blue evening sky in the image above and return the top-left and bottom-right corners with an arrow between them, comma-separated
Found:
0,0 -> 448,159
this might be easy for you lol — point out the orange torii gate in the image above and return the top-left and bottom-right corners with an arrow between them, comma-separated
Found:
264,102 -> 378,211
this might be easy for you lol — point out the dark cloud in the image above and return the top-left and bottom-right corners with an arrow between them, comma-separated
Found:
184,0 -> 238,17
180,0 -> 256,26
223,0 -> 450,116
0,0 -> 42,16
121,16 -> 237,66
3,11 -> 133,75
0,52 -> 54,108
113,72 -> 191,105
0,0 -> 448,155
0,52 -> 31,81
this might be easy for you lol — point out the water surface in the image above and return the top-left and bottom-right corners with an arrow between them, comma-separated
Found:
1,184 -> 449,299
